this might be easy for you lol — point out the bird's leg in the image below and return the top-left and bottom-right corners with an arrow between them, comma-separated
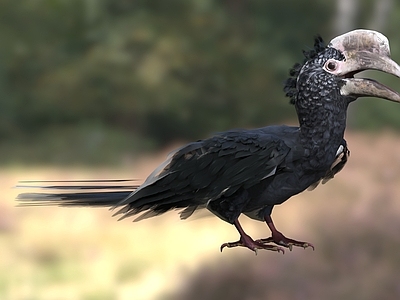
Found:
256,215 -> 314,251
220,219 -> 284,254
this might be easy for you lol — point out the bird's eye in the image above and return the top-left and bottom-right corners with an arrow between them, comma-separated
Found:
326,60 -> 338,71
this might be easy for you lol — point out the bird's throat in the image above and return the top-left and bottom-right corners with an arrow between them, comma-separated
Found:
298,107 -> 348,168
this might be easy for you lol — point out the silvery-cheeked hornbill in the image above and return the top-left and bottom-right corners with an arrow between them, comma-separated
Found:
18,30 -> 400,254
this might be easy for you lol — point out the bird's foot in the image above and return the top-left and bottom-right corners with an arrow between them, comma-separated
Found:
220,233 -> 285,254
256,232 -> 314,251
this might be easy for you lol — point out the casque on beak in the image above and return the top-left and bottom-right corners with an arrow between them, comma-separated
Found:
329,29 -> 400,103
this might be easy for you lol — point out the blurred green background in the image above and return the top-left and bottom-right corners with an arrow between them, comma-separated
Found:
3,1 -> 400,300
2,0 -> 400,165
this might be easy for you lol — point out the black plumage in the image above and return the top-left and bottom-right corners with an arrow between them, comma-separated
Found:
17,30 -> 400,253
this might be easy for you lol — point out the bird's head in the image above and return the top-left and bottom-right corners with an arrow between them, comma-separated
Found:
285,29 -> 400,112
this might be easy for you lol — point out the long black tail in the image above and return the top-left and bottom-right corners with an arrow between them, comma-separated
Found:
16,179 -> 139,208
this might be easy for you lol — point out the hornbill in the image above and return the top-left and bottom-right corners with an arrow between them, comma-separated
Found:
17,30 -> 400,254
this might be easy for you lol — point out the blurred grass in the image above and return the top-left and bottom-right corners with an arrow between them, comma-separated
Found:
2,131 -> 400,299
0,123 -> 156,167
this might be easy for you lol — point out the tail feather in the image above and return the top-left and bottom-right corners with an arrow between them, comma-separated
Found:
16,180 -> 138,208
16,179 -> 203,222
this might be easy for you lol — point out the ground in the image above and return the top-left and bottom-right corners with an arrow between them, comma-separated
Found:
2,131 -> 400,300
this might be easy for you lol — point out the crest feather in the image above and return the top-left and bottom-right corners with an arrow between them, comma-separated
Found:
284,35 -> 327,104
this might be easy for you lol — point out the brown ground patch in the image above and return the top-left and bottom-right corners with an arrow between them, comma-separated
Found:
2,131 -> 400,299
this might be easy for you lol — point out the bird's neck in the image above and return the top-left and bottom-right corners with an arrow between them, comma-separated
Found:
297,105 -> 348,167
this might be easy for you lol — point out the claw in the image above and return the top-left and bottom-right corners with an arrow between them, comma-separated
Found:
220,239 -> 284,254
302,243 -> 315,251
222,219 -> 286,254
256,235 -> 314,251
263,216 -> 315,252
220,241 -> 242,252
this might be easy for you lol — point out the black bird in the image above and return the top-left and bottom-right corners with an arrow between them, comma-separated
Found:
18,30 -> 400,254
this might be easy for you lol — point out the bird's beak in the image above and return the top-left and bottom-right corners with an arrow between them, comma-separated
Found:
329,29 -> 400,103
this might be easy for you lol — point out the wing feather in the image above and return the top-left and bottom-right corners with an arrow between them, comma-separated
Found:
115,130 -> 293,220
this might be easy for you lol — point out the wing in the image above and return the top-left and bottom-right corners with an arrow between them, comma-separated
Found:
114,129 -> 295,221
307,140 -> 350,190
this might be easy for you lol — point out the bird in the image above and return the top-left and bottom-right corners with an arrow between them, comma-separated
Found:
17,29 -> 400,254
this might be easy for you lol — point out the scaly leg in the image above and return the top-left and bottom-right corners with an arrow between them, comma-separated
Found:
220,219 -> 284,254
256,215 -> 314,251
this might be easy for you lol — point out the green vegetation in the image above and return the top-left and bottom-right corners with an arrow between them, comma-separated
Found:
2,1 -> 400,164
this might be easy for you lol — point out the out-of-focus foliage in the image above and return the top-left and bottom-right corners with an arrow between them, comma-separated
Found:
1,0 -> 400,159
1,0 -> 333,144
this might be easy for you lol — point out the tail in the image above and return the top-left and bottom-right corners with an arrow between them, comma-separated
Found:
16,179 -> 139,208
